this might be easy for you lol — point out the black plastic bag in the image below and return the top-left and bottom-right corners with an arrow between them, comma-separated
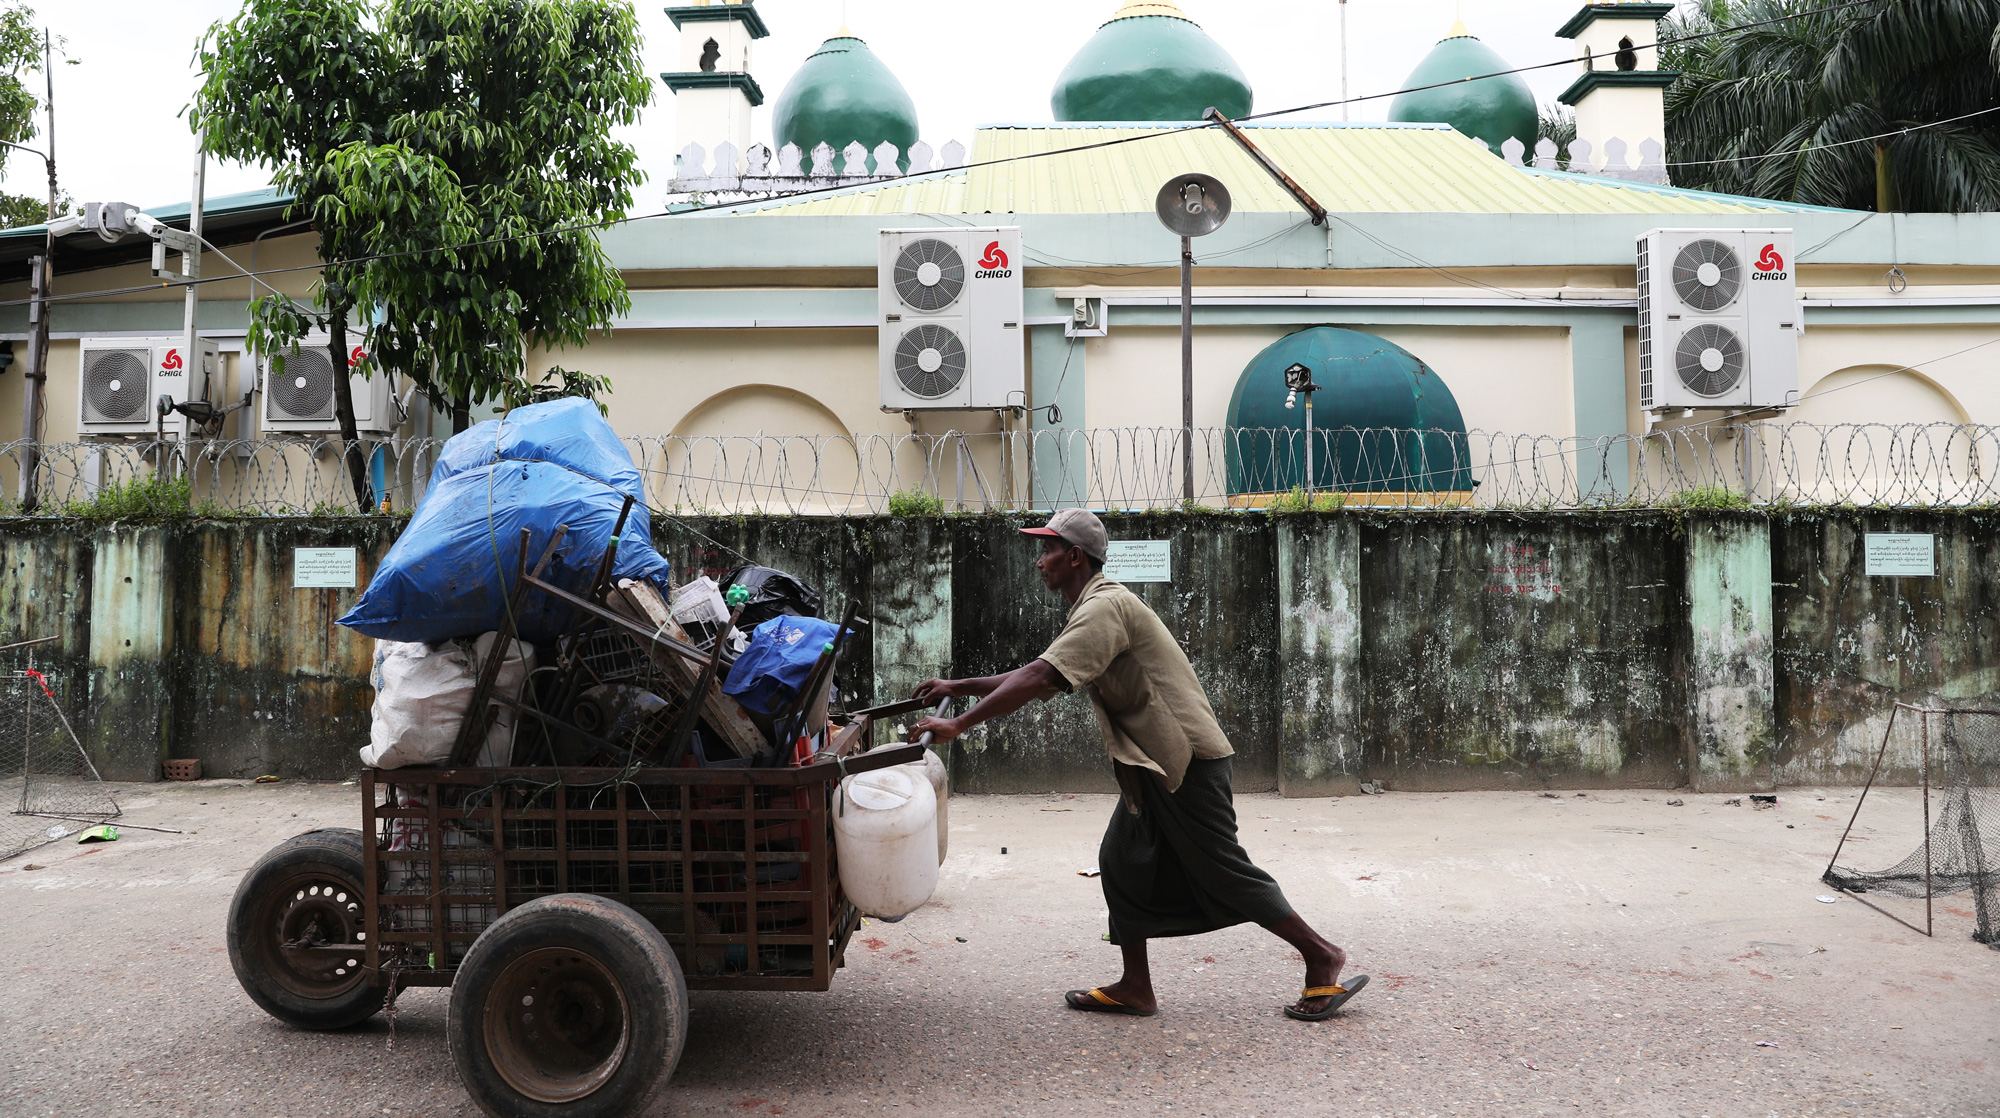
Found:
720,564 -> 823,631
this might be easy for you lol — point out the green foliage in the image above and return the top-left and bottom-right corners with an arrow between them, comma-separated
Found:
1664,0 -> 2000,212
0,5 -> 41,158
501,365 -> 614,414
1663,484 -> 1753,510
192,0 -> 652,429
0,189 -> 63,229
1265,486 -> 1348,513
58,475 -> 192,522
887,491 -> 945,517
1537,102 -> 1575,170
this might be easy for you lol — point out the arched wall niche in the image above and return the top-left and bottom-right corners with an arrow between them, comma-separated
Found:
660,384 -> 867,513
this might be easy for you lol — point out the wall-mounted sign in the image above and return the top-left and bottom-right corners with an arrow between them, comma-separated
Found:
294,547 -> 358,588
1104,540 -> 1171,583
1864,533 -> 1935,577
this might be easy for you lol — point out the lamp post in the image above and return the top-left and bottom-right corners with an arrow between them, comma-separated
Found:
1283,361 -> 1321,500
1154,172 -> 1231,505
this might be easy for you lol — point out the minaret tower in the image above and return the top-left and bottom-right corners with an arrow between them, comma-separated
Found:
1555,2 -> 1679,173
661,0 -> 769,164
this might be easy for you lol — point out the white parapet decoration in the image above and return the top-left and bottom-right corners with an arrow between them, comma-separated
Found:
671,139 -> 970,194
1515,134 -> 1668,186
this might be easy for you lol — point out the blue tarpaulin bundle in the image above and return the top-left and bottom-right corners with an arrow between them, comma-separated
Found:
338,398 -> 673,645
722,615 -> 841,716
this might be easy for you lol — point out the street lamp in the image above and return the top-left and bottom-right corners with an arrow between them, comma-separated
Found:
1154,172 -> 1232,504
1283,361 -> 1320,500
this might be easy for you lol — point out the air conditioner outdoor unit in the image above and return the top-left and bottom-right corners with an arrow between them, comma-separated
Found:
77,336 -> 218,437
1637,228 -> 1798,412
259,336 -> 400,436
878,227 -> 1024,411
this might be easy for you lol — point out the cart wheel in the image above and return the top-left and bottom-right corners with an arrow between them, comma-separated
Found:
449,894 -> 688,1118
226,828 -> 387,1030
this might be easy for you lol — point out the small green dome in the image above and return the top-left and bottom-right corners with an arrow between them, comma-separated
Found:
1051,3 -> 1252,122
1387,25 -> 1538,156
1226,327 -> 1473,494
772,34 -> 918,173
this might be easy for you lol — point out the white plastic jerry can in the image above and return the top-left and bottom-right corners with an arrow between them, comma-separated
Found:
917,748 -> 949,864
834,766 -> 939,920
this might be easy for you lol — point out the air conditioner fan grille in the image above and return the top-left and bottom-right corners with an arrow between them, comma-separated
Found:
1674,322 -> 1745,397
1671,238 -> 1743,312
893,238 -> 965,312
82,349 -> 150,424
893,324 -> 967,399
268,347 -> 337,420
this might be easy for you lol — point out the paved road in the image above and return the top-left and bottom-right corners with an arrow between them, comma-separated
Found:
2,779 -> 1994,1116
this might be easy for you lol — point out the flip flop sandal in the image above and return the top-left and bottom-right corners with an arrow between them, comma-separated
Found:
1284,974 -> 1369,1021
1065,987 -> 1157,1016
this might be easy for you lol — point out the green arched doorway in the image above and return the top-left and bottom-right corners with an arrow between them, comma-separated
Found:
1225,327 -> 1474,500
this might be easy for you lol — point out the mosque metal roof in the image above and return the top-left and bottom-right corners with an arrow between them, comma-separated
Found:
728,122 -> 1853,217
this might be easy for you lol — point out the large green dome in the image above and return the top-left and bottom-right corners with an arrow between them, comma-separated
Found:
1225,327 -> 1473,494
1387,24 -> 1538,157
772,34 -> 918,173
1051,3 -> 1252,122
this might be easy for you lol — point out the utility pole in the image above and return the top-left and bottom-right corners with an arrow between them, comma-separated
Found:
1180,233 -> 1193,503
1339,0 -> 1349,121
16,29 -> 57,511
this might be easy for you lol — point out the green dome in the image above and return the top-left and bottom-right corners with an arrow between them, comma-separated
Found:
1051,5 -> 1252,122
772,34 -> 918,173
1225,327 -> 1473,494
1387,27 -> 1538,156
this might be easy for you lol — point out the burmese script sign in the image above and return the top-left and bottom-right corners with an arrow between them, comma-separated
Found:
294,547 -> 358,589
1864,533 -> 1935,577
1104,540 -> 1172,583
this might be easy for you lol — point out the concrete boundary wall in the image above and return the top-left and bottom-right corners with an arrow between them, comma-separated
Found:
1,511 -> 1993,792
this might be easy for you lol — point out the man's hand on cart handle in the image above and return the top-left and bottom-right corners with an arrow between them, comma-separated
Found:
909,660 -> 1064,747
912,678 -> 961,702
909,696 -> 955,745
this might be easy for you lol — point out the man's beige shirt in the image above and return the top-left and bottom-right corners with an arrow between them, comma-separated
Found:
1035,574 -> 1233,792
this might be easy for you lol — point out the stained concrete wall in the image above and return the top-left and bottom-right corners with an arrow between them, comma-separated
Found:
1772,512 -> 2000,786
1,510 -> 1993,792
1354,515 -> 1691,792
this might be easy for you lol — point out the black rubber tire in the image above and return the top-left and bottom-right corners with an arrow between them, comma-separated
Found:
226,827 -> 387,1030
448,894 -> 688,1118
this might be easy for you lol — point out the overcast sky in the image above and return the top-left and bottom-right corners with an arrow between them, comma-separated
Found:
0,0 -> 1650,215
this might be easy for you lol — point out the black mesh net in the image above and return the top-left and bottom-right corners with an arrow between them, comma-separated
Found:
1823,706 -> 1999,946
0,669 -> 120,862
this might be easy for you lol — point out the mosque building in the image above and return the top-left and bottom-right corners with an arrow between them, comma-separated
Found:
2,0 -> 1995,511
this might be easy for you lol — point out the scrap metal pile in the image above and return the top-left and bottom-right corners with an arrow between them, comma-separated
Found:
340,397 -> 858,772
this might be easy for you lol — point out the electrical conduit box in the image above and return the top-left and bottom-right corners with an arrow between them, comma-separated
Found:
878,226 -> 1024,411
77,336 -> 218,438
1637,228 -> 1798,412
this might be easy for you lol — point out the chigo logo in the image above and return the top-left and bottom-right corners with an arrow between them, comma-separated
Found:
159,348 -> 183,373
974,240 -> 1012,279
1752,243 -> 1788,280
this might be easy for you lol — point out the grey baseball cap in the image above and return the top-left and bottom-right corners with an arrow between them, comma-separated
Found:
1019,507 -> 1108,563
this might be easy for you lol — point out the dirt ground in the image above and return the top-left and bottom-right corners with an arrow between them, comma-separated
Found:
1,778 -> 1994,1117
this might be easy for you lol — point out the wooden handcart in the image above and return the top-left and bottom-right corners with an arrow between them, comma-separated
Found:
225,520 -> 937,1116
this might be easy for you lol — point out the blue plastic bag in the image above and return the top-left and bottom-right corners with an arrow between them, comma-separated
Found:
721,615 -> 841,716
338,398 -> 672,645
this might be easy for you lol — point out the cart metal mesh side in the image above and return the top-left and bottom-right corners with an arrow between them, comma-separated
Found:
361,760 -> 882,993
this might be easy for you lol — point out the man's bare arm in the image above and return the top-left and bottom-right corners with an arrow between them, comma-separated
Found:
912,672 -> 1014,702
909,659 -> 1063,743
